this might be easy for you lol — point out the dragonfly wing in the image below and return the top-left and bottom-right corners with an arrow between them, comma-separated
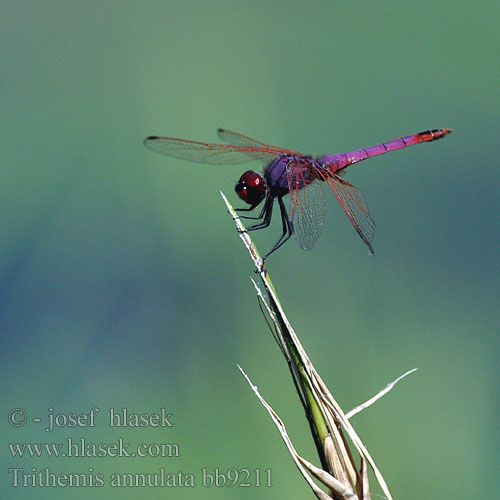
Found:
144,136 -> 278,165
288,177 -> 326,251
217,129 -> 302,154
217,129 -> 274,147
321,172 -> 375,254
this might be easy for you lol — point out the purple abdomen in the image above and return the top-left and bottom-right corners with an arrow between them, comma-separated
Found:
317,128 -> 452,173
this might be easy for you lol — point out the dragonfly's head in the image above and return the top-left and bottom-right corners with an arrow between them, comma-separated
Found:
235,170 -> 266,207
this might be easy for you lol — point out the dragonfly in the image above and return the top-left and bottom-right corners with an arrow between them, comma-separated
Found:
144,128 -> 452,260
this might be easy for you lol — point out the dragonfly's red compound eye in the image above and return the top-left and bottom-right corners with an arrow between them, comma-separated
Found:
235,170 -> 266,206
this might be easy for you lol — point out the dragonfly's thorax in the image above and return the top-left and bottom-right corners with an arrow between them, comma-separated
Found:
264,154 -> 317,195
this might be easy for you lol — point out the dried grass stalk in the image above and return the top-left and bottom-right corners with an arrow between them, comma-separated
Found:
222,192 -> 416,500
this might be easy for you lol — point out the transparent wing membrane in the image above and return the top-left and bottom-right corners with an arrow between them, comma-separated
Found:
289,180 -> 326,250
217,129 -> 301,155
217,129 -> 271,147
144,136 -> 279,165
323,173 -> 375,254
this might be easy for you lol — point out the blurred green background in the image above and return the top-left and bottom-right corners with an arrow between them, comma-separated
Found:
1,1 -> 498,499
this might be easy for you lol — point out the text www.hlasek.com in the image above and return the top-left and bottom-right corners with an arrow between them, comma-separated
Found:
8,438 -> 179,458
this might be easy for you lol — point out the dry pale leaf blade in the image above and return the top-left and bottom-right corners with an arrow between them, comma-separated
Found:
324,432 -> 353,489
298,454 -> 357,499
238,365 -> 336,500
307,370 -> 393,500
254,279 -> 392,500
263,290 -> 392,500
346,368 -> 418,419
359,456 -> 371,500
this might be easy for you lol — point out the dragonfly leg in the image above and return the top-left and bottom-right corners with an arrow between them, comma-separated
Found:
235,203 -> 267,221
244,197 -> 274,231
262,196 -> 294,261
